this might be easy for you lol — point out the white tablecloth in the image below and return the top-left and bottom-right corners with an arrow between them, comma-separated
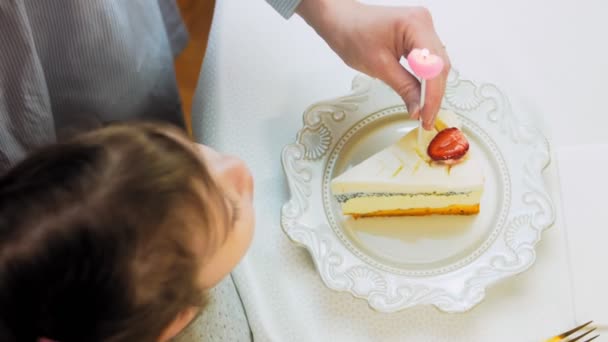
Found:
191,0 -> 608,340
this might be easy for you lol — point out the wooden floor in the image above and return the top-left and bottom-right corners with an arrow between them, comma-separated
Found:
174,0 -> 215,133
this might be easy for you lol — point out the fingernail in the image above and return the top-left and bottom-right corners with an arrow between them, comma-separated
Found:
423,118 -> 434,130
409,105 -> 420,119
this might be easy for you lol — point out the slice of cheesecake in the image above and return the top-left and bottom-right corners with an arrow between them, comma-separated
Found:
331,110 -> 484,218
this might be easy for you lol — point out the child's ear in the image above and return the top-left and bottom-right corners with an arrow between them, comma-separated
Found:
158,307 -> 199,341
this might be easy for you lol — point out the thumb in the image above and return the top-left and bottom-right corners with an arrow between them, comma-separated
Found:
373,54 -> 422,119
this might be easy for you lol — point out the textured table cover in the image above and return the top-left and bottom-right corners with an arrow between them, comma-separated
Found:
191,0 -> 608,340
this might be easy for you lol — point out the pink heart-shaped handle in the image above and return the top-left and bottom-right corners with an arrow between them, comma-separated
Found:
407,48 -> 444,80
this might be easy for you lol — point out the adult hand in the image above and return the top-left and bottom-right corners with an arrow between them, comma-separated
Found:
297,0 -> 450,129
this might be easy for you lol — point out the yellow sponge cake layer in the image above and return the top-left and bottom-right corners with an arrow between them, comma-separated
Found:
336,190 -> 483,216
351,204 -> 480,218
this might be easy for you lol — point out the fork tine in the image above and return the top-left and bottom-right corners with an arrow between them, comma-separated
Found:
583,335 -> 599,342
568,328 -> 597,342
557,321 -> 593,339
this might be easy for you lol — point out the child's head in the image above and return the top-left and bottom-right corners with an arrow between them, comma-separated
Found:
0,123 -> 254,341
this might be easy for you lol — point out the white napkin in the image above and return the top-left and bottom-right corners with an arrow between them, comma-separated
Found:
557,144 -> 608,327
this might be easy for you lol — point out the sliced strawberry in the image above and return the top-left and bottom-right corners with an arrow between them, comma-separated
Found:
427,127 -> 469,161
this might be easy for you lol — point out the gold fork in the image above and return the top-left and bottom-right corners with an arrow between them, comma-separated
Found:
546,321 -> 599,342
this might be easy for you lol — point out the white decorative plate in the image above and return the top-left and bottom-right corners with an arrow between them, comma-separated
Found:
280,71 -> 555,313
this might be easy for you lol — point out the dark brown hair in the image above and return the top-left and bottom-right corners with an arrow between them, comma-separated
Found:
0,123 -> 226,341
